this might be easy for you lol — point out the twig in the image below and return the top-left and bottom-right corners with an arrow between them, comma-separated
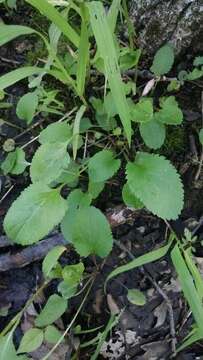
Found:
0,184 -> 15,205
0,206 -> 140,271
0,234 -> 67,272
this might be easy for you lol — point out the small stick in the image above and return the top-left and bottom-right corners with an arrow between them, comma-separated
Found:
195,91 -> 203,181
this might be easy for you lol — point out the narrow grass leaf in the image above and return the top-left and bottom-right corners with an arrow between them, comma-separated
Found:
106,240 -> 172,286
88,2 -> 131,144
171,244 -> 203,334
76,5 -> 89,96
0,67 -> 43,90
26,0 -> 79,47
0,24 -> 36,47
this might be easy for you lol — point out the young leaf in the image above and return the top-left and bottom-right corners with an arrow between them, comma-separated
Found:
17,328 -> 44,354
186,68 -> 203,80
9,148 -> 28,175
35,294 -> 67,327
4,183 -> 67,245
88,2 -> 132,144
119,48 -> 141,71
56,160 -> 80,186
44,325 -> 62,344
58,281 -> 77,300
42,245 -> 66,278
62,262 -> 84,286
0,67 -> 43,90
72,206 -> 113,257
127,289 -> 146,306
1,151 -> 16,175
130,98 -> 153,123
72,105 -> 86,160
139,119 -> 166,149
154,96 -> 183,125
30,142 -> 70,184
122,183 -> 143,209
199,128 -> 203,145
39,122 -> 72,144
25,0 -> 79,47
0,24 -> 35,47
16,92 -> 38,124
126,152 -> 184,220
150,44 -> 174,76
88,149 -> 121,183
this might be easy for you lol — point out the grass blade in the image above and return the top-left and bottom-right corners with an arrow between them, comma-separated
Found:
88,1 -> 131,144
171,244 -> 203,334
105,240 -> 172,287
0,67 -> 43,90
108,0 -> 121,32
184,249 -> 203,299
25,0 -> 79,47
76,5 -> 89,97
0,24 -> 36,47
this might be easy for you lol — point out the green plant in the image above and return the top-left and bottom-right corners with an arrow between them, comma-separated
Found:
0,0 -> 203,357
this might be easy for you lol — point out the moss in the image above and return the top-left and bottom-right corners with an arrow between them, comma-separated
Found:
161,126 -> 186,157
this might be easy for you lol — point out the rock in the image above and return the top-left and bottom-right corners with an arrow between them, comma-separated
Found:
130,0 -> 203,55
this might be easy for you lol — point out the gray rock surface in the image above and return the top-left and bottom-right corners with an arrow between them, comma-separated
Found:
130,0 -> 203,55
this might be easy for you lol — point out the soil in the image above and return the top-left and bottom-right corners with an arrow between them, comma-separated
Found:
0,4 -> 203,360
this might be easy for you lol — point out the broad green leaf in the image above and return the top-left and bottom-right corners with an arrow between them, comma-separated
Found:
4,183 -> 67,245
150,44 -> 174,76
88,2 -> 132,144
139,119 -> 165,149
56,160 -> 80,186
42,245 -> 66,278
88,149 -> 121,183
199,128 -> 203,145
17,328 -> 43,354
16,92 -> 38,124
61,189 -> 92,243
72,206 -> 113,257
0,24 -> 35,47
30,142 -> 70,184
104,92 -> 118,118
127,289 -> 146,306
0,67 -> 43,90
155,96 -> 183,125
122,183 -> 143,209
193,56 -> 203,67
72,105 -> 86,160
126,152 -> 184,220
62,262 -> 84,286
76,4 -> 89,96
130,98 -> 153,123
39,122 -> 72,144
106,240 -> 172,285
26,0 -> 79,47
44,325 -> 62,344
88,180 -> 105,199
35,294 -> 67,327
171,244 -> 203,334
